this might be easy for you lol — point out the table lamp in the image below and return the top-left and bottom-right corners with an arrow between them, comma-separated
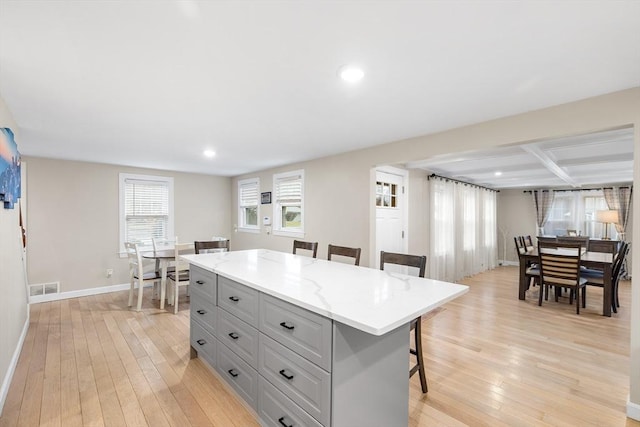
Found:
595,209 -> 618,240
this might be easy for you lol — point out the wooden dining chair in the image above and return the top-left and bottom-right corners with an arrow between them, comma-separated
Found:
327,244 -> 361,266
125,242 -> 162,311
515,237 -> 540,292
581,241 -> 627,313
292,240 -> 318,258
379,251 -> 428,393
167,242 -> 191,314
523,235 -> 535,251
538,241 -> 587,314
194,239 -> 230,254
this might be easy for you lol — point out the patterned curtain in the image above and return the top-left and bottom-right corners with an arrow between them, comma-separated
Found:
532,190 -> 554,236
603,186 -> 633,241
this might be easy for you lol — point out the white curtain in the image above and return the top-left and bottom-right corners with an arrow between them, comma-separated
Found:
429,177 -> 497,282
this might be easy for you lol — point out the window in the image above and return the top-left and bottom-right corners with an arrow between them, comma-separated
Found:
119,173 -> 174,253
273,170 -> 304,237
238,178 -> 259,232
542,190 -> 617,239
375,181 -> 397,207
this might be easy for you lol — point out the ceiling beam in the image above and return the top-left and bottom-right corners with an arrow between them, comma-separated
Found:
520,144 -> 580,188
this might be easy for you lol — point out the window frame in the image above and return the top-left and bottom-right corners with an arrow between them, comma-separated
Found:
273,169 -> 305,238
237,177 -> 260,233
118,173 -> 174,256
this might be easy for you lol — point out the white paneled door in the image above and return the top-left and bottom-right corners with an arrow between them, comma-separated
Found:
375,168 -> 407,271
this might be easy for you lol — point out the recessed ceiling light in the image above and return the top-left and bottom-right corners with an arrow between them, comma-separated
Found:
339,65 -> 364,83
203,149 -> 216,158
494,171 -> 502,176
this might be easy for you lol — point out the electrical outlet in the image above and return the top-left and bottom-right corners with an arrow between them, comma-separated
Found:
106,268 -> 113,278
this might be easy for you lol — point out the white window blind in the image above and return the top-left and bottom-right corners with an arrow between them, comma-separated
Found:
238,178 -> 259,230
119,173 -> 174,253
273,170 -> 304,236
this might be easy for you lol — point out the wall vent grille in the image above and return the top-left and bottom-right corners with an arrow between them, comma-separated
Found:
29,282 -> 60,297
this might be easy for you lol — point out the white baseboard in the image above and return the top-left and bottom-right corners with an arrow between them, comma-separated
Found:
0,312 -> 30,415
627,398 -> 640,421
28,282 -> 146,304
498,260 -> 519,267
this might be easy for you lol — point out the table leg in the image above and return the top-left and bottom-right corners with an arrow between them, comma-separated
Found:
602,263 -> 612,317
519,258 -> 527,300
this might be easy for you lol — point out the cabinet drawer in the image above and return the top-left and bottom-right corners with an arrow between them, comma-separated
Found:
218,277 -> 259,328
191,297 -> 216,336
191,320 -> 217,368
260,294 -> 332,371
216,342 -> 258,410
217,308 -> 259,369
259,334 -> 330,426
190,266 -> 217,303
258,377 -> 323,427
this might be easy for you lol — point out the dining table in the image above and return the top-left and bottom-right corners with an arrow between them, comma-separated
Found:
518,248 -> 615,316
142,246 -> 194,309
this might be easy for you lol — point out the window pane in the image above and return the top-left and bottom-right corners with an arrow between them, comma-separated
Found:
281,206 -> 301,228
245,207 -> 258,226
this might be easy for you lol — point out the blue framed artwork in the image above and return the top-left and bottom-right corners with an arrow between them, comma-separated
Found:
0,128 -> 21,209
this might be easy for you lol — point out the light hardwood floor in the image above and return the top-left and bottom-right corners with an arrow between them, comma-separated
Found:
1,266 -> 638,426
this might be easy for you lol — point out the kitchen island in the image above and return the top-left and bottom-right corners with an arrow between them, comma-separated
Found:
183,249 -> 468,427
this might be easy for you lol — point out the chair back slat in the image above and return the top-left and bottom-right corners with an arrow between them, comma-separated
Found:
293,240 -> 318,258
538,242 -> 582,287
194,240 -> 230,254
327,244 -> 361,265
173,243 -> 192,273
380,251 -> 426,278
514,236 -> 526,255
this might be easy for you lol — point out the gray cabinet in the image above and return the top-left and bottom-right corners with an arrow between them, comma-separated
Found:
190,267 -> 408,427
260,293 -> 332,371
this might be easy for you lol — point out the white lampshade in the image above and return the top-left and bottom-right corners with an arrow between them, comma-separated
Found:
596,209 -> 618,224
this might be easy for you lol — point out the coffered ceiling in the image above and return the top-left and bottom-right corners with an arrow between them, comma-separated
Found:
407,127 -> 634,189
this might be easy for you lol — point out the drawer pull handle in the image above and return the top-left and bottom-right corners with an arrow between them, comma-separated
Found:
279,321 -> 295,330
228,332 -> 239,340
228,369 -> 239,378
196,309 -> 206,315
278,417 -> 293,427
196,280 -> 204,285
196,339 -> 206,346
229,296 -> 240,302
279,369 -> 294,380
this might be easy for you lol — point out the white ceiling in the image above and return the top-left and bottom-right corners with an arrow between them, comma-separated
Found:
0,1 -> 639,176
407,127 -> 634,189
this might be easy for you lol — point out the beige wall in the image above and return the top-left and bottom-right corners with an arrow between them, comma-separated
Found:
497,189 -> 538,264
24,157 -> 231,292
228,87 -> 640,408
0,96 -> 28,413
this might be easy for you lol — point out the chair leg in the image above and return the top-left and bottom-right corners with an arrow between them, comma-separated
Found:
136,280 -> 144,311
538,284 -> 544,306
582,287 -> 586,308
128,278 -> 135,307
409,317 -> 428,393
576,288 -> 580,314
174,282 -> 179,314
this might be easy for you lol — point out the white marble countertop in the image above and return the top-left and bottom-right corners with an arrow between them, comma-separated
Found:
182,249 -> 468,336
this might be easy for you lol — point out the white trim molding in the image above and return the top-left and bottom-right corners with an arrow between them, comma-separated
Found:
0,312 -> 29,415
28,282 -> 144,304
627,398 -> 640,421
